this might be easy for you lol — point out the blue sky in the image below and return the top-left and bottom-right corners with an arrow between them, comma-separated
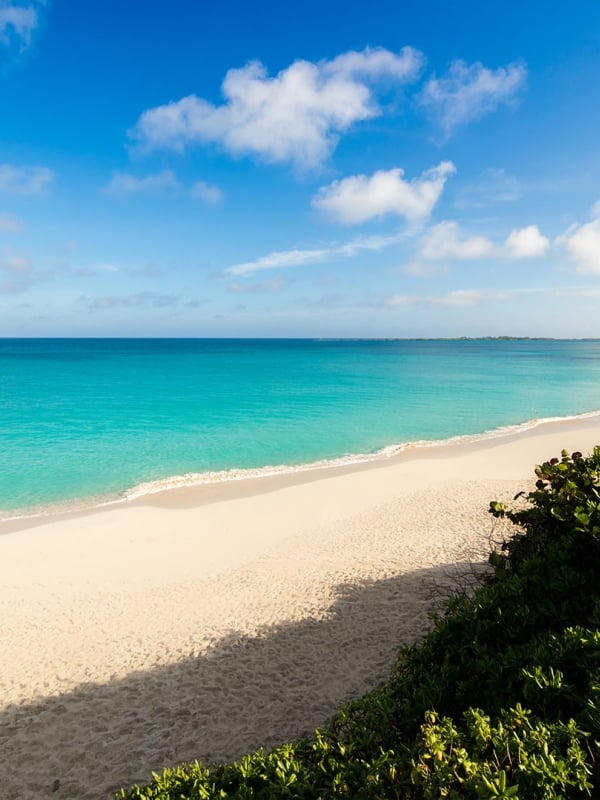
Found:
1,0 -> 600,337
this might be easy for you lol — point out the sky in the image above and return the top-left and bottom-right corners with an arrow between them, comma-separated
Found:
1,0 -> 600,338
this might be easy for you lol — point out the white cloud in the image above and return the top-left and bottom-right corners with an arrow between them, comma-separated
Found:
420,59 -> 526,137
227,247 -> 331,276
312,161 -> 455,225
505,225 -> 549,258
103,170 -> 180,196
325,46 -> 424,81
0,3 -> 38,50
418,221 -> 494,260
225,233 -> 402,276
0,163 -> 54,195
130,46 -> 424,168
0,212 -> 24,233
189,180 -> 224,204
561,203 -> 600,275
415,220 -> 549,265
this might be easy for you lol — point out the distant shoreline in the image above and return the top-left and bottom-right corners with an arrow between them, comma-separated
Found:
2,335 -> 599,340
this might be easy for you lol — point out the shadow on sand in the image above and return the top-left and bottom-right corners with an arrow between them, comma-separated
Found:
0,559 -> 487,800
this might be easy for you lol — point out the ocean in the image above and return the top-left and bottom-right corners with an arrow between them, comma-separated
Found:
1,338 -> 600,519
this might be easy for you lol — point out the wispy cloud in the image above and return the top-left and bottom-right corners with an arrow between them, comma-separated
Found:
559,202 -> 600,275
385,285 -> 600,313
0,163 -> 54,195
80,292 -> 180,310
0,212 -> 24,233
313,161 -> 455,225
427,288 -> 488,307
228,276 -> 287,293
386,288 -> 506,308
0,253 -> 33,293
103,170 -> 224,204
385,293 -> 416,307
295,293 -> 343,309
0,2 -> 38,50
130,46 -> 424,169
455,167 -> 523,208
0,0 -> 49,67
227,216 -> 550,281
419,59 -> 526,138
0,249 -> 115,295
225,233 -> 404,277
227,248 -> 334,276
189,180 -> 224,204
103,170 -> 180,196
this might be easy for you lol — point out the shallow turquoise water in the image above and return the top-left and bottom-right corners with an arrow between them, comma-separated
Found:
1,338 -> 600,516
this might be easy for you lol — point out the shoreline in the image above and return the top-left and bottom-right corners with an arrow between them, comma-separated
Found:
2,415 -> 600,799
3,408 -> 600,530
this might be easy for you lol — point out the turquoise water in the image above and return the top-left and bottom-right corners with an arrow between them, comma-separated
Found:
1,338 -> 600,517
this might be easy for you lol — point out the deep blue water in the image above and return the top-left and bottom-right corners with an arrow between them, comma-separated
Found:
1,338 -> 600,517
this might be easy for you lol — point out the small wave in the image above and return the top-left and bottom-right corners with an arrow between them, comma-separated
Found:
3,409 -> 600,524
124,409 -> 600,501
0,492 -> 124,524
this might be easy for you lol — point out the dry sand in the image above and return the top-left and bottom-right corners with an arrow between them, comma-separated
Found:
1,416 -> 599,799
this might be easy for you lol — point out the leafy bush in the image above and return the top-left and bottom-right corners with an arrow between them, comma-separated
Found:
117,733 -> 401,799
412,706 -> 594,800
118,447 -> 600,800
489,447 -> 600,575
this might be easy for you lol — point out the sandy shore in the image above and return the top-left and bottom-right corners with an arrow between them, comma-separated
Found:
1,416 -> 599,799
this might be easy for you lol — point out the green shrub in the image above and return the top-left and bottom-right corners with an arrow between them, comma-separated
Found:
411,706 -> 594,800
489,446 -> 600,576
118,447 -> 600,800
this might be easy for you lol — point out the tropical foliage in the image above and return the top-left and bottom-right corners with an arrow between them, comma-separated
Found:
119,447 -> 600,799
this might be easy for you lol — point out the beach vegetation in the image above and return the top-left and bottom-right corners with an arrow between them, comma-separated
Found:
118,447 -> 600,799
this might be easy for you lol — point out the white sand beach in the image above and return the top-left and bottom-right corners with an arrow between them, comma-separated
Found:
1,416 -> 599,799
